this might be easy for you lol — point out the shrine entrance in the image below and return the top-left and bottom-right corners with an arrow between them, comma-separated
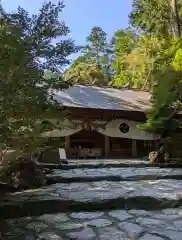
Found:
62,118 -> 158,159
67,130 -> 105,159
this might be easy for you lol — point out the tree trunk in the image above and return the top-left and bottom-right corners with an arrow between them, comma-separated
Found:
96,47 -> 100,69
171,0 -> 181,37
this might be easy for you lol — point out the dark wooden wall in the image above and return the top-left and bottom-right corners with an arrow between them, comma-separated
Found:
66,107 -> 146,122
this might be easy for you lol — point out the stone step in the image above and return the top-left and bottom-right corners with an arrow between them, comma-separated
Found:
46,167 -> 182,184
38,159 -> 182,170
1,179 -> 182,218
3,208 -> 182,240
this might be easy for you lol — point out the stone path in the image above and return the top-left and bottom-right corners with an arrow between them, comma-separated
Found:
1,163 -> 182,239
40,159 -> 182,170
46,167 -> 182,183
3,208 -> 182,239
1,179 -> 182,214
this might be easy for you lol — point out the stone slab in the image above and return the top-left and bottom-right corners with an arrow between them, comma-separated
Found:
45,167 -> 182,185
47,167 -> 182,180
66,227 -> 96,240
108,210 -> 132,221
70,212 -> 103,220
3,179 -> 182,203
38,159 -> 182,170
2,179 -> 182,217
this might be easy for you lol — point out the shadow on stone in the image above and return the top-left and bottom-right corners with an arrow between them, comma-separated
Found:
1,196 -> 182,219
46,174 -> 182,185
38,162 -> 182,170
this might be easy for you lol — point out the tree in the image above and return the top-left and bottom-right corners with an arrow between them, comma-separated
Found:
102,37 -> 115,81
0,1 -> 77,158
111,29 -> 139,87
64,26 -> 114,85
130,0 -> 182,36
84,26 -> 114,81
136,35 -> 182,159
171,0 -> 181,36
85,26 -> 107,67
138,0 -> 182,133
64,60 -> 107,85
126,35 -> 167,90
140,37 -> 182,129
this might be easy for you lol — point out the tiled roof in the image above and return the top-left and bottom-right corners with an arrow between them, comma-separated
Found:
52,85 -> 152,112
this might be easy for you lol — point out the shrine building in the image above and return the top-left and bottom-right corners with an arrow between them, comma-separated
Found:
42,85 -> 160,159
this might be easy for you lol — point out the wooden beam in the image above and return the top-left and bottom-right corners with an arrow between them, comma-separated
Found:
132,139 -> 137,158
105,135 -> 110,158
65,136 -> 70,151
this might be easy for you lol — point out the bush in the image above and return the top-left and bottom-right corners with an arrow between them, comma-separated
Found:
0,152 -> 46,190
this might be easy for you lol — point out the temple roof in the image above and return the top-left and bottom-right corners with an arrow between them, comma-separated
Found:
52,85 -> 152,112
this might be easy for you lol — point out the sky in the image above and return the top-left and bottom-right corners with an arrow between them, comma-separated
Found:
2,0 -> 133,46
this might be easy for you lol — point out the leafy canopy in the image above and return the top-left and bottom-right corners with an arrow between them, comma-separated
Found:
64,26 -> 113,85
130,0 -> 182,36
0,1 -> 77,152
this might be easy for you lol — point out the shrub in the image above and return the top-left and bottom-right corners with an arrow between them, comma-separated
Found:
0,152 -> 46,190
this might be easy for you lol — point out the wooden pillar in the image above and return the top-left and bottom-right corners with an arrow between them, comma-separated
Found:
132,139 -> 137,158
105,135 -> 110,158
65,135 -> 70,151
154,140 -> 159,150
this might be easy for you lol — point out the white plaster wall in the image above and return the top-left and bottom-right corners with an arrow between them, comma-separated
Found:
41,119 -> 82,137
41,128 -> 82,137
97,119 -> 159,140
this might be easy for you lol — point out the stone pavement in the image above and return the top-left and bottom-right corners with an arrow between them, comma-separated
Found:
3,208 -> 182,239
1,179 -> 182,216
46,167 -> 182,183
1,163 -> 182,239
39,159 -> 182,170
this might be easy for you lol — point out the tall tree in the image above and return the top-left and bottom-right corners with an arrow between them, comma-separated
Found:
0,1 -> 77,157
171,0 -> 181,36
136,3 -> 182,157
111,29 -> 138,87
64,26 -> 114,85
140,0 -> 182,132
140,37 -> 182,132
102,37 -> 115,81
130,0 -> 182,36
85,26 -> 107,67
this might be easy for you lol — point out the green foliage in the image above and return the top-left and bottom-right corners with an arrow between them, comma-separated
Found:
127,0 -> 182,158
0,1 -> 76,153
64,26 -> 114,85
112,29 -> 138,87
0,153 -> 46,189
85,26 -> 114,81
111,31 -> 167,89
85,26 -> 107,66
172,48 -> 182,69
130,0 -> 182,36
64,61 -> 107,85
139,37 -> 182,134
